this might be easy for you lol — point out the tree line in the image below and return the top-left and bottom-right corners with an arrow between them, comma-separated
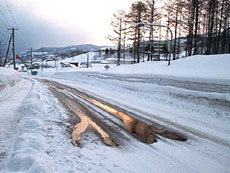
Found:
108,0 -> 230,65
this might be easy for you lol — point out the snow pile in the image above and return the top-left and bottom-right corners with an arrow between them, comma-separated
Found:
107,54 -> 230,84
0,68 -> 21,94
61,52 -> 97,63
3,87 -> 51,173
2,80 -> 85,173
45,54 -> 230,84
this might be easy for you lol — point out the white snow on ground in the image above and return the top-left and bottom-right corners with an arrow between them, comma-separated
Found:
36,54 -> 230,172
105,54 -> 230,84
0,76 -> 196,173
0,68 -> 31,171
44,54 -> 230,84
61,52 -> 96,64
0,54 -> 230,172
0,68 -> 21,96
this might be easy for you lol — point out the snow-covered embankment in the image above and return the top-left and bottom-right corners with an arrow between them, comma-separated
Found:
107,54 -> 230,84
0,67 -> 21,96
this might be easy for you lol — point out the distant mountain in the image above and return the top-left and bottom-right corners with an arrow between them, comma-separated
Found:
34,44 -> 109,54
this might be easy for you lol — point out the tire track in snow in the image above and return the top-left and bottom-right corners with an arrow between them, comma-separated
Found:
87,73 -> 230,94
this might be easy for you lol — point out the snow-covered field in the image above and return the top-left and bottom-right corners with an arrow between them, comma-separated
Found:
107,54 -> 230,84
44,53 -> 230,84
0,54 -> 230,173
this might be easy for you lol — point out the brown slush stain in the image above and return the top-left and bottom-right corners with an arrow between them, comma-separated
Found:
85,98 -> 186,143
64,95 -> 117,147
40,79 -> 187,146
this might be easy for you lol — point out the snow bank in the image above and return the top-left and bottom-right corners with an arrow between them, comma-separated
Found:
0,67 -> 21,94
44,54 -> 230,85
4,85 -> 52,173
2,80 -> 83,173
106,54 -> 230,84
61,52 -> 97,63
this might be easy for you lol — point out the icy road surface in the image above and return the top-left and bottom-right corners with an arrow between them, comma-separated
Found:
0,69 -> 230,173
37,70 -> 230,172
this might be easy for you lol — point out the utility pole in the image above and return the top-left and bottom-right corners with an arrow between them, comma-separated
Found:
12,29 -> 16,69
30,48 -> 33,74
41,47 -> 44,71
56,58 -> 58,71
87,52 -> 89,68
4,34 -> 12,66
5,28 -> 19,69
0,40 -> 2,65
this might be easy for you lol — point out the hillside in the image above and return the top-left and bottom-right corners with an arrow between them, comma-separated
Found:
34,44 -> 107,54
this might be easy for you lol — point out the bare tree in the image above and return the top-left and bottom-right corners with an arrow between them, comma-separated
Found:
206,0 -> 218,54
128,1 -> 147,63
145,0 -> 161,61
216,0 -> 228,53
107,10 -> 126,66
164,0 -> 174,59
165,0 -> 183,59
108,0 -> 230,63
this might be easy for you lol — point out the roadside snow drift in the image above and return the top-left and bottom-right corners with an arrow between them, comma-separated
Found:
0,67 -> 21,95
107,54 -> 230,84
0,68 -> 30,172
41,54 -> 230,85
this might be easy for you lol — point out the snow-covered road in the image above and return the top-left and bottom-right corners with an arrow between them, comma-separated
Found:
1,56 -> 230,173
34,70 -> 230,172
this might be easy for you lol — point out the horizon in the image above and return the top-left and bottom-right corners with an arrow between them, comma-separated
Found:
0,0 -> 135,53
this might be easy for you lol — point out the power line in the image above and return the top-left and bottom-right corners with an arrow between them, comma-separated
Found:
0,28 -> 8,45
0,8 -> 11,28
0,17 -> 9,29
0,29 -> 10,43
0,29 -> 8,40
4,0 -> 18,27
0,31 -> 10,58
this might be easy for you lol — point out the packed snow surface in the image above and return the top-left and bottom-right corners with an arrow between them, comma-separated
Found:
0,54 -> 230,173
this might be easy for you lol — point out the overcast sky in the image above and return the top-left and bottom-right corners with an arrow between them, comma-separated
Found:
0,0 -> 134,52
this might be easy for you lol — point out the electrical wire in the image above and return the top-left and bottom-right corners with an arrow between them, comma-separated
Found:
4,0 -> 18,27
0,30 -> 5,38
0,8 -> 11,28
0,29 -> 8,40
0,17 -> 9,29
0,31 -> 11,51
